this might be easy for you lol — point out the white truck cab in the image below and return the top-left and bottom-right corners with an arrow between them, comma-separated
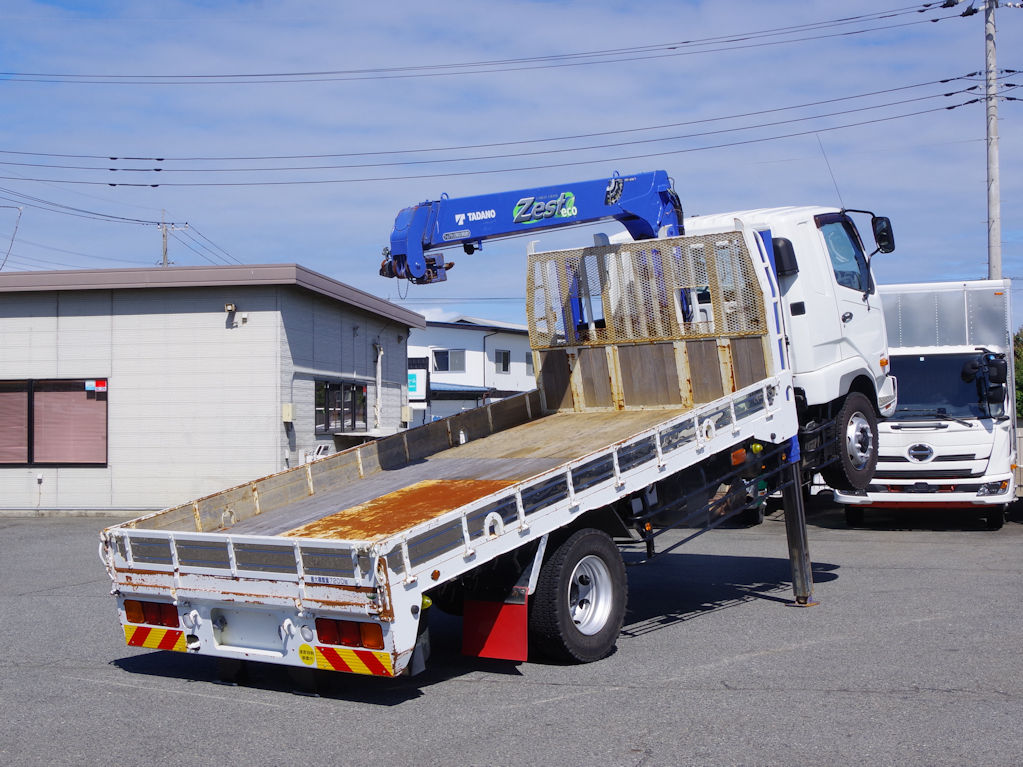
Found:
684,207 -> 897,489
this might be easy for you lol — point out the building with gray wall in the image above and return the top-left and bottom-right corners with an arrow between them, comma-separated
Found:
0,264 -> 423,512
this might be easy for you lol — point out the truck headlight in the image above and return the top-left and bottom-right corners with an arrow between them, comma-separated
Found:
977,481 -> 1009,496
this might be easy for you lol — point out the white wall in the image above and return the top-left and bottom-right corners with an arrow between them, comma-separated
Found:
408,323 -> 536,393
0,284 -> 412,511
0,286 -> 281,510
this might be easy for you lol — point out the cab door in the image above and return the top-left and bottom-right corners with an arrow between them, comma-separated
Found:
814,213 -> 887,384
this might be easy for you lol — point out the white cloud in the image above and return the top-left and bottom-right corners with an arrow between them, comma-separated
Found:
0,0 -> 1019,326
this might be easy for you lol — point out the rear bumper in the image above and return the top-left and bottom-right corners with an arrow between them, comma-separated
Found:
116,597 -> 409,677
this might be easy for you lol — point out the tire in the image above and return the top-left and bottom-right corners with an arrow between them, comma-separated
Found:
528,528 -> 627,663
844,507 -> 864,528
821,392 -> 878,492
986,505 -> 1006,531
739,501 -> 766,526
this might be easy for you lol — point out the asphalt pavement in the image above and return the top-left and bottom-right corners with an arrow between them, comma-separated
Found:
2,497 -> 1022,766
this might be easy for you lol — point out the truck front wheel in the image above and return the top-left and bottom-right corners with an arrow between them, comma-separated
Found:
986,505 -> 1007,530
821,392 -> 878,492
528,528 -> 627,663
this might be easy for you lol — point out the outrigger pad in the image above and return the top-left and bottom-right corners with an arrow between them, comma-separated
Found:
462,599 -> 529,662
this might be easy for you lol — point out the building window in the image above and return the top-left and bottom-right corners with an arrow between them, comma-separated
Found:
495,349 -> 511,374
0,379 -> 108,465
432,349 -> 465,373
315,381 -> 368,433
525,352 -> 534,377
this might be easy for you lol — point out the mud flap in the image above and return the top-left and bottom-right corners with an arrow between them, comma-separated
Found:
407,615 -> 432,676
460,533 -> 548,662
462,598 -> 529,661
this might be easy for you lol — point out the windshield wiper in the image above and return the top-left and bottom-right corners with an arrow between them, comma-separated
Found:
893,408 -> 974,428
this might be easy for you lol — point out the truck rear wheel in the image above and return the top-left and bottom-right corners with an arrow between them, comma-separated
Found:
821,392 -> 878,492
528,528 -> 627,663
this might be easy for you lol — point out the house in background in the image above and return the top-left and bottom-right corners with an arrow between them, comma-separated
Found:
406,316 -> 536,424
0,264 -> 423,512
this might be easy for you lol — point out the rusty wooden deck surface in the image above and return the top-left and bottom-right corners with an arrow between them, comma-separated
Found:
228,408 -> 686,541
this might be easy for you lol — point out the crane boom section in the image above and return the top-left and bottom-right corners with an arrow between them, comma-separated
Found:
382,170 -> 683,284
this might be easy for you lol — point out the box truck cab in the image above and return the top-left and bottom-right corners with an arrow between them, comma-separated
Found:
835,280 -> 1015,529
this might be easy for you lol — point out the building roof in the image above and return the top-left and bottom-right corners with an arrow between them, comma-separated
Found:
426,315 -> 529,334
0,263 -> 425,328
429,382 -> 494,393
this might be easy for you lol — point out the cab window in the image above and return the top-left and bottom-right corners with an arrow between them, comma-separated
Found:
816,215 -> 871,294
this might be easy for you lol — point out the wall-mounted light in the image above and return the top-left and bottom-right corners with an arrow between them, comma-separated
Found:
224,303 -> 236,313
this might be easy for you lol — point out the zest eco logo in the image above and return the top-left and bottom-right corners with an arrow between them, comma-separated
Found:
512,192 -> 578,224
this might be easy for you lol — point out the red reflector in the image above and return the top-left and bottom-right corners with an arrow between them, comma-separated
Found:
315,618 -> 339,645
730,448 -> 746,466
339,621 -> 363,647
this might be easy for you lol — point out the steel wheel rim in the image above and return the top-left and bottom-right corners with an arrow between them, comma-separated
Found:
845,411 -> 874,470
568,554 -> 613,635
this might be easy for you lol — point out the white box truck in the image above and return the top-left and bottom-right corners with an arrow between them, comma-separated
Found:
835,280 -> 1015,529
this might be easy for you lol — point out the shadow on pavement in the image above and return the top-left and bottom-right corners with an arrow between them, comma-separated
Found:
621,551 -> 838,639
801,490 -> 1023,532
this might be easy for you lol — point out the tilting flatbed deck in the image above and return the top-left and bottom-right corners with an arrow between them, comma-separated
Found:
230,408 -> 686,539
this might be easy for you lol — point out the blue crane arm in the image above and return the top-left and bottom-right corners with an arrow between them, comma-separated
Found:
380,170 -> 683,284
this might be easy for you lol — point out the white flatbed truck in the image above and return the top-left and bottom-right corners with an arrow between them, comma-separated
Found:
101,171 -> 897,678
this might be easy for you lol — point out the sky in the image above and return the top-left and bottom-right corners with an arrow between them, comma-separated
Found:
0,0 -> 1020,327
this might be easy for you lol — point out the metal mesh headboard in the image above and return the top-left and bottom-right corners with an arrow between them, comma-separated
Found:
526,232 -> 766,350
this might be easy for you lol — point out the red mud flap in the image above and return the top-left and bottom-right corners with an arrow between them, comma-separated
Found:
462,598 -> 529,662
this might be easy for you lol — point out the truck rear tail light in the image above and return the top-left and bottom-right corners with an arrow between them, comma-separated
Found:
359,622 -> 385,650
124,600 -> 145,624
315,618 -> 384,649
315,617 -> 340,645
339,621 -> 362,647
125,599 -> 178,627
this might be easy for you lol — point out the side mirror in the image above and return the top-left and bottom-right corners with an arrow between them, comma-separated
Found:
987,357 -> 1008,385
987,383 -> 1006,405
872,216 -> 895,254
772,237 -> 799,277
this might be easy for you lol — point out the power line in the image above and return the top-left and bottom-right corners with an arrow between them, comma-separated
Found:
0,185 -> 175,225
0,6 -> 961,85
0,206 -> 23,270
0,86 -> 990,176
188,226 -> 242,264
0,99 -> 985,188
0,74 -> 996,168
0,231 -> 151,264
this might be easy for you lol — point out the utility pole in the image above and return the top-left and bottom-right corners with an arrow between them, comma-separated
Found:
159,210 -> 187,267
985,0 -> 1001,279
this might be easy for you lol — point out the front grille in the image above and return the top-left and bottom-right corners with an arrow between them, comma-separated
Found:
873,468 -> 984,480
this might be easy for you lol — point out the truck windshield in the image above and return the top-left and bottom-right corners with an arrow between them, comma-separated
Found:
890,352 -> 1004,419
